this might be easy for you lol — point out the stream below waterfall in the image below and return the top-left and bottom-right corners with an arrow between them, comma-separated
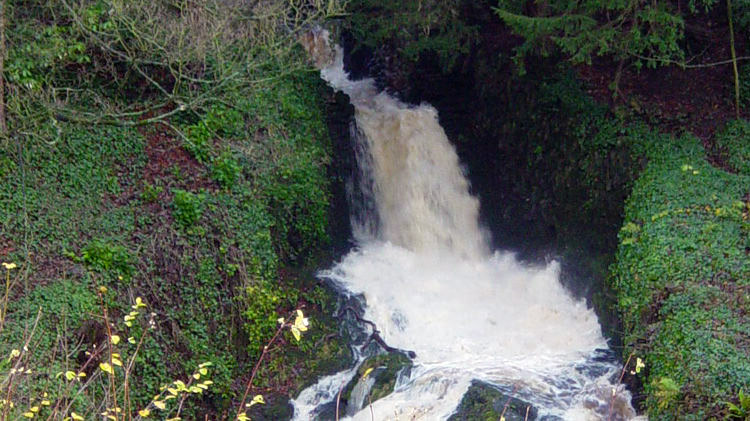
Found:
294,29 -> 640,421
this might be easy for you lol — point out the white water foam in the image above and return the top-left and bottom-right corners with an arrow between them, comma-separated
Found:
294,29 -> 639,420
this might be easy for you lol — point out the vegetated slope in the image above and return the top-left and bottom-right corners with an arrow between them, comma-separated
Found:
610,122 -> 750,419
0,74 -> 350,418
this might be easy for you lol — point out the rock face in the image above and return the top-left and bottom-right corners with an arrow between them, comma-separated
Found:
449,381 -> 539,421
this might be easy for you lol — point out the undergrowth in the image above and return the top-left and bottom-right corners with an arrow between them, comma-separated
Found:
610,126 -> 750,419
0,70 -> 349,418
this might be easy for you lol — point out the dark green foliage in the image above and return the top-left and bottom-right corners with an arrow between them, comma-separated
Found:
141,183 -> 164,203
172,189 -> 206,228
346,0 -> 479,70
610,133 -> 750,419
715,119 -> 750,176
0,61 -> 338,420
79,239 -> 133,277
740,64 -> 750,110
184,123 -> 213,164
0,126 -> 146,255
0,280 -> 99,410
494,0 -> 685,71
211,150 -> 241,189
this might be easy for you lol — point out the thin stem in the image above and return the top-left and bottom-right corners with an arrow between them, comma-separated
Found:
236,320 -> 287,417
727,0 -> 741,118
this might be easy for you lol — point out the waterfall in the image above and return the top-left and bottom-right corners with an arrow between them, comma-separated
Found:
294,29 -> 639,421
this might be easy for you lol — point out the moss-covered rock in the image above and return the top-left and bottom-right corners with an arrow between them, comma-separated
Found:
449,381 -> 538,421
338,352 -> 413,416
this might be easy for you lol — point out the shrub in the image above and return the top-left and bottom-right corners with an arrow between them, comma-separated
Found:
715,119 -> 750,176
172,189 -> 206,229
79,239 -> 133,277
211,150 -> 241,190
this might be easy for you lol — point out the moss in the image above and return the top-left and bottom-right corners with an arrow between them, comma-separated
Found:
448,381 -> 538,421
334,352 -> 412,415
610,131 -> 750,419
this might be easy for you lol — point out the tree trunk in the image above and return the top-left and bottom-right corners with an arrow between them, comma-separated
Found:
728,0 -> 741,119
0,0 -> 6,135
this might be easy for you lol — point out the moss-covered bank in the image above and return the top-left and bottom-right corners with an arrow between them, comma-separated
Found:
609,121 -> 750,419
0,73 -> 352,418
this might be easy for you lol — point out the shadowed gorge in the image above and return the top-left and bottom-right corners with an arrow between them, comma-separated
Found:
293,29 -> 637,420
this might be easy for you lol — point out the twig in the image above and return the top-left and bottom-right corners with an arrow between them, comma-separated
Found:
337,306 -> 416,358
236,312 -> 291,418
335,379 -> 346,421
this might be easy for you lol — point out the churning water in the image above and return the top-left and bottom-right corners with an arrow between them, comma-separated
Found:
294,29 -> 639,421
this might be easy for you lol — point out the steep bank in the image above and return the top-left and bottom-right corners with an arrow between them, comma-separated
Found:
0,73 -> 352,418
610,123 -> 750,419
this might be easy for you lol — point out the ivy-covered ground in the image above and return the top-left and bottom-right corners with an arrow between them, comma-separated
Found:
0,74 -> 351,418
610,120 -> 750,419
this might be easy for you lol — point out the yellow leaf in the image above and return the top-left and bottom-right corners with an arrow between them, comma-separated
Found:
636,357 -> 646,374
22,412 -> 34,418
41,400 -> 51,406
251,394 -> 265,406
112,358 -> 123,367
167,388 -> 179,396
132,297 -> 147,309
293,310 -> 309,332
2,262 -> 17,270
192,372 -> 201,380
30,406 -> 39,412
111,335 -> 120,345
362,367 -> 374,379
99,362 -> 114,375
291,326 -> 301,341
128,337 -> 136,344
198,362 -> 213,368
65,371 -> 77,381
153,400 -> 166,410
71,413 -> 84,421
237,412 -> 250,421
199,367 -> 208,375
138,408 -> 151,417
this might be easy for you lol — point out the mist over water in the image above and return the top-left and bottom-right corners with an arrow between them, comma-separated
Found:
294,30 -> 638,420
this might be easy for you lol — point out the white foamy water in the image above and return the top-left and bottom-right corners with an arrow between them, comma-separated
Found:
293,29 -> 639,420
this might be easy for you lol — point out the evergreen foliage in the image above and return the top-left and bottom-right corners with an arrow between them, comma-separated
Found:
346,0 -> 480,70
493,0 -> 686,70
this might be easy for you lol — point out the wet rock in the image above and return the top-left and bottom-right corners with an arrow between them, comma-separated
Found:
340,352 -> 413,416
449,381 -> 539,421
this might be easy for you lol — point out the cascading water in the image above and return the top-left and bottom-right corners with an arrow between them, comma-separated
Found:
295,29 -> 640,420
